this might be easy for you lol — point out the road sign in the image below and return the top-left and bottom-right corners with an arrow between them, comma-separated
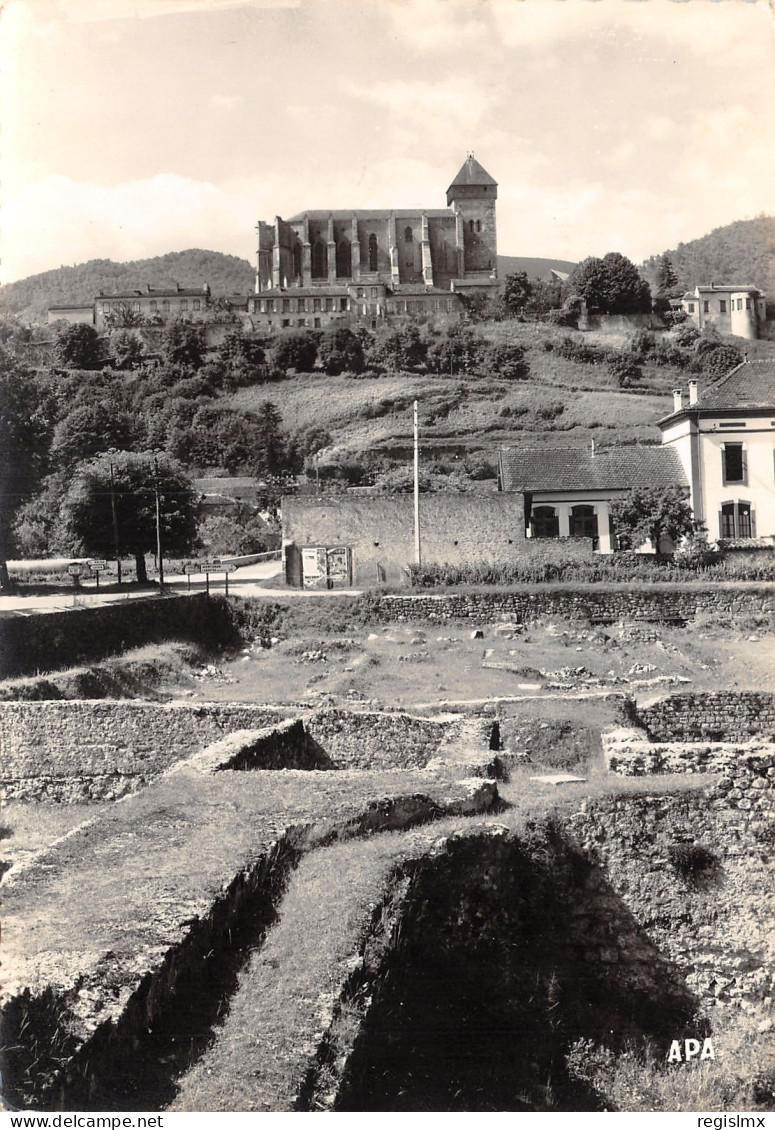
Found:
89,560 -> 108,571
183,560 -> 238,575
67,563 -> 86,576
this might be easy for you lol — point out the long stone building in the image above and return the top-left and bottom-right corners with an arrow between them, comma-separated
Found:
247,155 -> 499,330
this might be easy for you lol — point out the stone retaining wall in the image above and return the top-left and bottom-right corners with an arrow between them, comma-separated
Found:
372,584 -> 775,625
569,791 -> 775,1007
604,725 -> 774,787
0,701 -> 455,801
637,692 -> 775,743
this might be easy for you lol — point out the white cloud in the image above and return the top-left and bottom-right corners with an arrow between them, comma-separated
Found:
341,77 -> 494,138
209,93 -> 245,111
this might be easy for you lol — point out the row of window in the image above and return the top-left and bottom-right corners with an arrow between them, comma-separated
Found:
257,296 -> 349,314
531,502 -> 757,542
100,299 -> 201,314
689,298 -> 754,315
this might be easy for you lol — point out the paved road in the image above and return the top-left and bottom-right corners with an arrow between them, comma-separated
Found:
0,560 -> 362,616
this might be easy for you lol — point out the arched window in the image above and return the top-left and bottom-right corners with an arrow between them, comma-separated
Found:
531,506 -> 559,539
336,238 -> 351,278
469,219 -> 474,233
311,239 -> 327,279
292,242 -> 302,280
368,232 -> 378,272
476,219 -> 481,233
404,226 -> 413,243
570,505 -> 598,540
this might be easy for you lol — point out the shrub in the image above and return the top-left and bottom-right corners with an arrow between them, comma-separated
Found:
481,340 -> 529,380
607,353 -> 643,388
272,331 -> 318,373
667,843 -> 720,885
318,327 -> 365,375
555,336 -> 605,364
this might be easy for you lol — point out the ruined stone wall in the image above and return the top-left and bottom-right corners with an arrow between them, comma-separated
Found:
604,729 -> 774,778
372,584 -> 775,623
0,701 -> 285,801
569,791 -> 775,1009
637,692 -> 775,743
305,709 -> 447,771
0,701 -> 453,801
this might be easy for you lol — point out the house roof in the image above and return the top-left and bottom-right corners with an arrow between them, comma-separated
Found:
687,360 -> 775,413
95,288 -> 209,300
499,445 -> 687,493
447,155 -> 498,190
694,283 -> 764,295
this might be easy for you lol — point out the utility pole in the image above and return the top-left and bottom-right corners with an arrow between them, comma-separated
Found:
109,461 -> 122,585
413,399 -> 421,568
153,456 -> 164,590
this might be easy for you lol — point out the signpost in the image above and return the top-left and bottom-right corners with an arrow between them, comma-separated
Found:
89,559 -> 108,591
182,559 -> 237,594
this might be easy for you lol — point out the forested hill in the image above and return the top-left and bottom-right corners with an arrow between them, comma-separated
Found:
0,250 -> 256,322
645,215 -> 775,297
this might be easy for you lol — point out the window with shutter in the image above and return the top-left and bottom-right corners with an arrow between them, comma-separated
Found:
722,443 -> 745,485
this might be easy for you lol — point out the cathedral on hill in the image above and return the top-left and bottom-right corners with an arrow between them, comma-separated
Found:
247,155 -> 499,329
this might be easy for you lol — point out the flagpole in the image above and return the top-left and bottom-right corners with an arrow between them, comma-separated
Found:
413,399 -> 421,568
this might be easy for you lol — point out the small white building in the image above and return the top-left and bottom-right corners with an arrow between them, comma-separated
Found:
498,445 -> 688,553
681,284 -> 767,340
659,361 -> 775,543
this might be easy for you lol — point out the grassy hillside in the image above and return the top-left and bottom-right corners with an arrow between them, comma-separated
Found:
0,250 -> 256,323
231,320 -> 684,467
645,215 -> 775,297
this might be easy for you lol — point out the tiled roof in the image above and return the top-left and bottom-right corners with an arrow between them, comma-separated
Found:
447,156 -> 497,189
499,445 -> 687,493
95,288 -> 209,299
692,360 -> 775,412
695,283 -> 763,294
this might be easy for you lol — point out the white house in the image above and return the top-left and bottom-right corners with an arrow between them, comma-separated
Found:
681,284 -> 767,340
497,445 -> 688,553
659,360 -> 775,543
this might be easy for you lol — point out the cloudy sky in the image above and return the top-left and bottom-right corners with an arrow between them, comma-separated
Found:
1,0 -> 774,282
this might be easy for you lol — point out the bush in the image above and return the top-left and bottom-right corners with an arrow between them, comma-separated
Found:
555,336 -> 605,364
608,353 -> 643,389
272,331 -> 318,373
667,843 -> 719,884
318,327 -> 365,375
481,340 -> 529,380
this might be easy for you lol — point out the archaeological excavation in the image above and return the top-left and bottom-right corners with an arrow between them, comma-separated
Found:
1,591 -> 773,1112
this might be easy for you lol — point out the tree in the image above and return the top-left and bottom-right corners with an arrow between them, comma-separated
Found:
317,327 -> 365,375
503,271 -> 534,315
110,330 -> 145,370
566,253 -> 652,315
253,401 -> 289,477
0,360 -> 56,588
50,402 -> 136,470
272,331 -> 318,373
610,486 -> 694,553
368,325 -> 427,371
161,319 -> 206,369
59,451 -> 197,584
56,323 -> 103,369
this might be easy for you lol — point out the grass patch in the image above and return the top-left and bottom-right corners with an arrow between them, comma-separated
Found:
566,1022 -> 775,1112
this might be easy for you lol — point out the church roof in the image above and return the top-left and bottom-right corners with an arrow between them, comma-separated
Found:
285,209 -> 454,223
447,155 -> 498,190
688,360 -> 775,413
499,445 -> 687,493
